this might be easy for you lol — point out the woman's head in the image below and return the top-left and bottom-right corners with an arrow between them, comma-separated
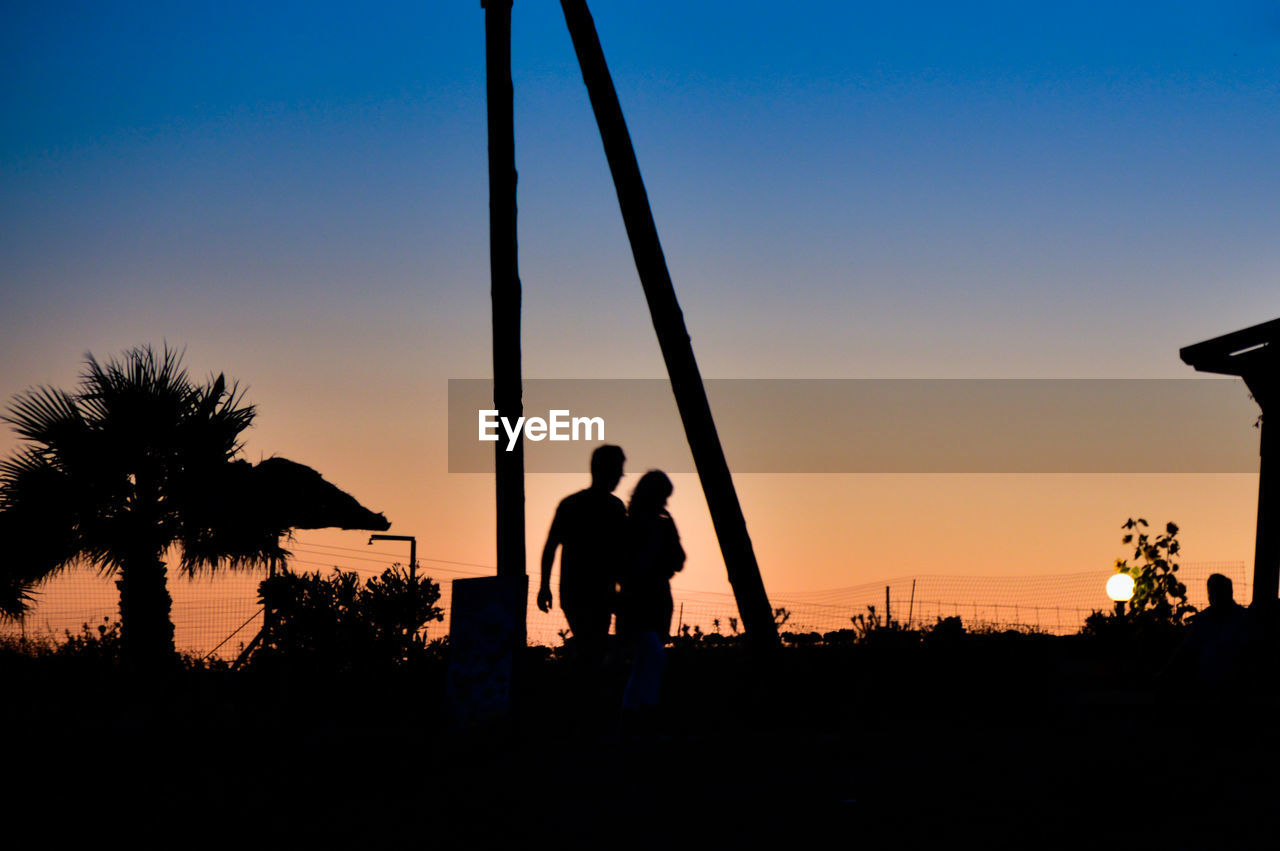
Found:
629,470 -> 673,516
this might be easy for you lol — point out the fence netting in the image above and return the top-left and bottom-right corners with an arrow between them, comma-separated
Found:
0,546 -> 1250,657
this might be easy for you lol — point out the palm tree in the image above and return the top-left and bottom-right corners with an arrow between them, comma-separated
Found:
0,344 -> 389,668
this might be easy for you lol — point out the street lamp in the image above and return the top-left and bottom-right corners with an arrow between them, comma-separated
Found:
1106,573 -> 1135,616
369,534 -> 417,583
370,533 -> 421,646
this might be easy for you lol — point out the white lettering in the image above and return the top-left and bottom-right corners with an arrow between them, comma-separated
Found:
573,416 -> 605,441
479,409 -> 606,451
548,409 -> 570,441
501,416 -> 525,452
479,410 -> 500,442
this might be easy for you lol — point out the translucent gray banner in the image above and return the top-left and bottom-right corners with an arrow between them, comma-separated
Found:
448,379 -> 1261,473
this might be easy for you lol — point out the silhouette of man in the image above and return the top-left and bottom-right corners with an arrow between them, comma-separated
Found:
1161,573 -> 1252,687
538,445 -> 626,662
1184,573 -> 1252,686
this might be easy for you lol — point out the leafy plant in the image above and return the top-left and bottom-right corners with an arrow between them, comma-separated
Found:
923,615 -> 965,647
58,617 -> 123,661
675,623 -> 705,642
780,630 -> 822,646
851,605 -> 882,641
1113,518 -> 1196,626
254,565 -> 443,670
848,605 -> 918,646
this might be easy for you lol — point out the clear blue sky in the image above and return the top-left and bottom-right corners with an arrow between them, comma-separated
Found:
5,1 -> 1278,379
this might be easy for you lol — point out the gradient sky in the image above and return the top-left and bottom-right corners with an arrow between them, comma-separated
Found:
2,2 -> 1277,608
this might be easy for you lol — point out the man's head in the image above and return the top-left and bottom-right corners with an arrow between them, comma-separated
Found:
590,444 -> 625,492
1207,573 -> 1235,607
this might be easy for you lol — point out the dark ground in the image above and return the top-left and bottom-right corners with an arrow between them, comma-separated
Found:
6,634 -> 1278,848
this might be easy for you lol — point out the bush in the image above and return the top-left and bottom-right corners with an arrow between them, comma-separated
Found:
1111,518 -> 1196,627
781,630 -> 822,646
0,618 -> 124,662
57,617 -> 123,661
923,615 -> 965,648
254,565 -> 444,671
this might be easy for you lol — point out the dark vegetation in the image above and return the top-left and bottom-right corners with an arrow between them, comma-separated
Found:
253,565 -> 445,672
5,554 -> 1278,847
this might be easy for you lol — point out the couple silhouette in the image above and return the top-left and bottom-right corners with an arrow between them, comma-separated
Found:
537,445 -> 684,710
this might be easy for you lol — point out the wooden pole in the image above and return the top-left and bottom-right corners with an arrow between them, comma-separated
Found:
558,0 -> 777,647
907,579 -> 916,629
483,0 -> 526,583
1235,368 -> 1276,616
1249,411 -> 1278,607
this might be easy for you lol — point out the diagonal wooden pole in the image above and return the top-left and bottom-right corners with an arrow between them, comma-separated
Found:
483,0 -> 526,584
559,0 -> 778,646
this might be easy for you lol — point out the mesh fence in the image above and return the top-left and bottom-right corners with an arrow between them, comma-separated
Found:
2,570 -> 265,659
665,560 -> 1250,640
0,545 -> 1248,656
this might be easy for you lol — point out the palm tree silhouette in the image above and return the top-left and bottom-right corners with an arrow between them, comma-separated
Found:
0,344 -> 389,669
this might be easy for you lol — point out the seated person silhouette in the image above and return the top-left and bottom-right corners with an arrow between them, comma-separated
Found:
1164,573 -> 1252,688
1185,573 -> 1252,686
538,445 -> 626,664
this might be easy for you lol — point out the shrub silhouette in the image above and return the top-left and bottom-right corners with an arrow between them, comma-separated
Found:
1110,518 -> 1196,627
1080,520 -> 1197,658
255,565 -> 443,671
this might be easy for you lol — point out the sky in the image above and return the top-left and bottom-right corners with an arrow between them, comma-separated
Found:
2,1 -> 1278,618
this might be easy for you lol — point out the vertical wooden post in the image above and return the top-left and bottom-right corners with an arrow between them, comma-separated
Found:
483,0 -> 527,587
907,578 -> 916,629
1239,368 -> 1277,617
1179,320 -> 1280,616
1248,408 -> 1278,608
559,0 -> 777,646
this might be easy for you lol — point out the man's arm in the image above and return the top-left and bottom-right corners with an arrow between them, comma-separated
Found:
538,512 -> 562,613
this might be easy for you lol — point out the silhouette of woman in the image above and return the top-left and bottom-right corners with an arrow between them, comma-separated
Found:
619,470 -> 685,713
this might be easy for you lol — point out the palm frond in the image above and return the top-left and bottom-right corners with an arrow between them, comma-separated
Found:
0,572 -> 38,620
210,378 -> 256,457
0,447 -> 54,501
80,345 -> 197,450
3,385 -> 85,447
178,526 -> 290,576
180,374 -> 256,462
0,505 -> 81,617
